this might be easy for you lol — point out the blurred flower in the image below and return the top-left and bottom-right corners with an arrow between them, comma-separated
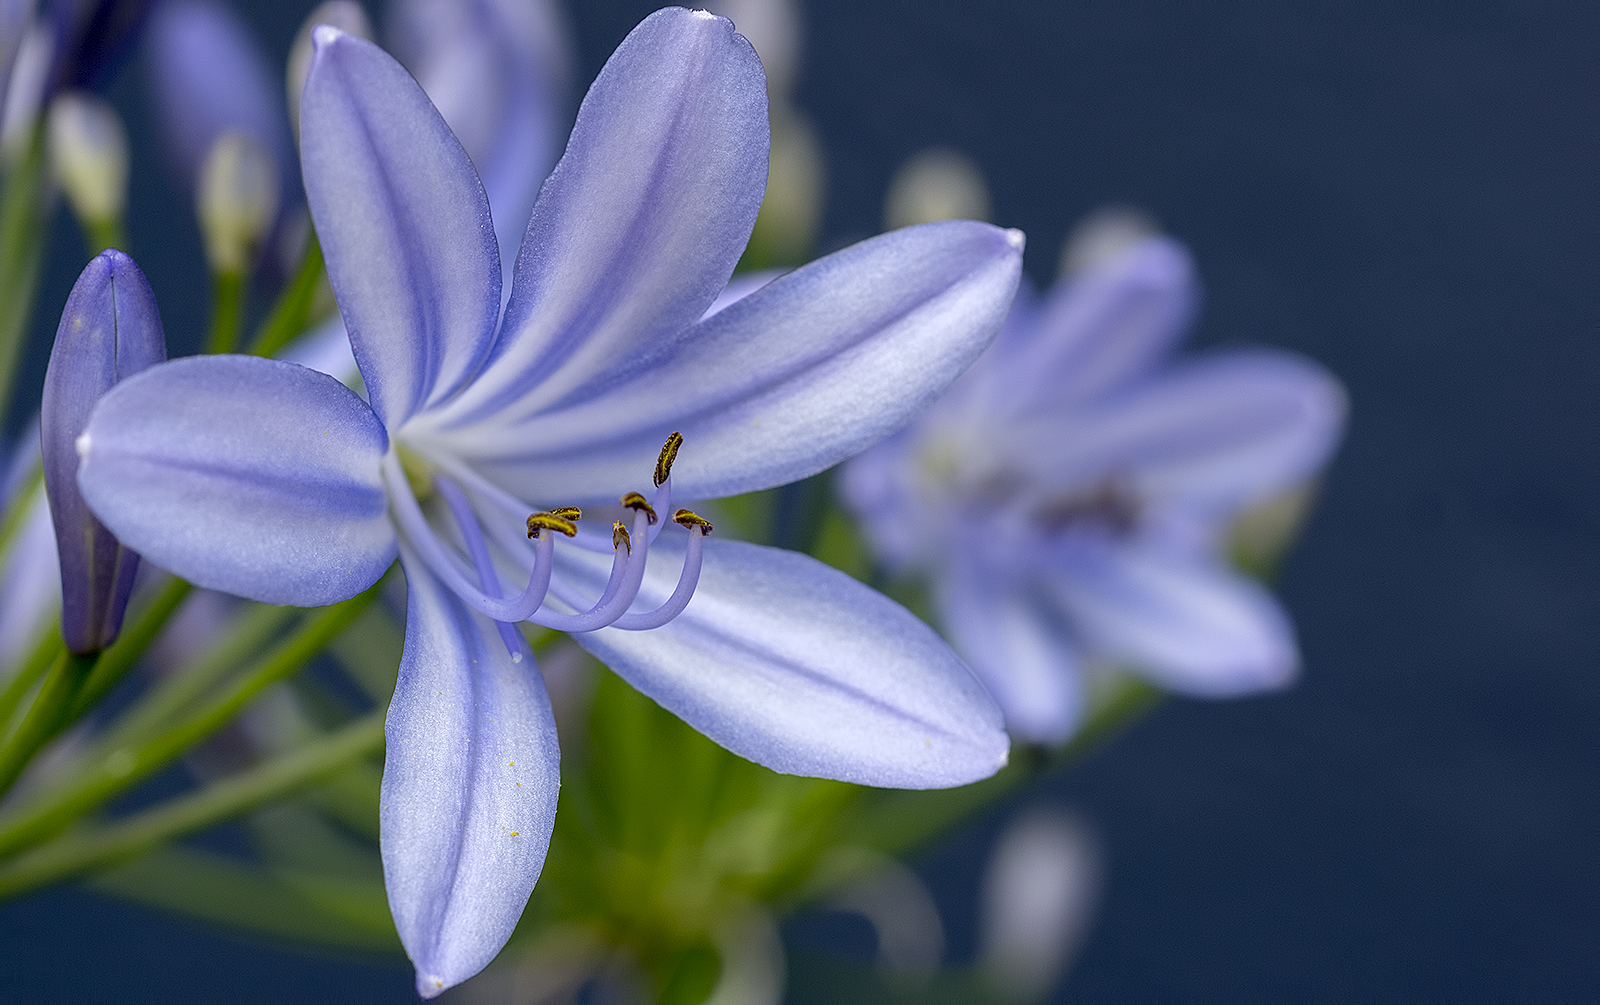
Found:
0,0 -> 33,119
285,0 -> 369,142
194,129 -> 278,274
46,89 -> 126,234
842,228 -> 1345,742
0,430 -> 61,674
825,853 -> 945,981
42,248 -> 165,653
979,807 -> 1101,1000
884,146 -> 991,231
76,11 -> 1019,995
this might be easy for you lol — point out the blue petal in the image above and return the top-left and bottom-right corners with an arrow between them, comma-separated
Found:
389,0 -> 570,273
383,549 -> 559,999
0,483 -> 60,672
935,556 -> 1086,744
429,7 -> 768,429
146,0 -> 294,196
569,536 -> 1010,789
299,27 -> 501,427
1046,540 -> 1298,696
435,221 -> 1024,505
999,236 -> 1198,412
1018,349 -> 1347,515
76,355 -> 394,606
41,250 -> 166,652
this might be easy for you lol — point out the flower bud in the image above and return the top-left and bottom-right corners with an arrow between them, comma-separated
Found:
883,146 -> 992,230
42,249 -> 167,653
46,89 -> 127,227
196,130 -> 279,274
1057,204 -> 1161,279
286,1 -> 371,142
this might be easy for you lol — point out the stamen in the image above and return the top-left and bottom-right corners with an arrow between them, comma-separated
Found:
613,522 -> 708,631
527,510 -> 579,539
673,509 -> 714,535
436,477 -> 525,662
612,520 -> 631,553
620,491 -> 657,524
654,431 -> 683,487
529,506 -> 653,633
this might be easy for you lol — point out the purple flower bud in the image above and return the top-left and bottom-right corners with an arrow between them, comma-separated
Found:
41,248 -> 166,653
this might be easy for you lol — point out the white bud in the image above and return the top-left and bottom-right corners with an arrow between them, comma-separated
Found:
197,131 -> 280,274
883,147 -> 991,231
1058,204 -> 1162,278
980,809 -> 1102,1001
287,1 -> 372,142
46,91 -> 128,226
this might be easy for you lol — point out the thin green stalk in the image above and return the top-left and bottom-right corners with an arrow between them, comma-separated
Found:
0,461 -> 43,560
0,629 -> 62,744
69,577 -> 194,719
84,217 -> 128,257
249,233 -> 325,358
205,269 -> 246,354
0,122 -> 51,426
0,707 -> 384,898
0,650 -> 96,795
0,583 -> 378,858
93,597 -> 291,745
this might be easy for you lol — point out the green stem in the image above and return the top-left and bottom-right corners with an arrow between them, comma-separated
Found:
0,650 -> 97,795
84,216 -> 128,257
0,629 -> 62,743
0,122 -> 51,427
0,583 -> 379,858
0,707 -> 384,899
248,233 -> 325,358
205,270 -> 246,354
69,577 -> 194,719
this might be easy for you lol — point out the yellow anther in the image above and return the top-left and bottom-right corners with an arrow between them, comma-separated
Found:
546,506 -> 582,521
654,431 -> 683,487
612,520 -> 632,553
526,511 -> 578,539
673,509 -> 714,535
620,491 -> 658,524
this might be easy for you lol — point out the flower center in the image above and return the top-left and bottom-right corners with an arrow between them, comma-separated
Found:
1032,478 -> 1141,537
382,433 -> 712,660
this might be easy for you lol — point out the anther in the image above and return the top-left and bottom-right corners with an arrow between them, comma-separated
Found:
612,520 -> 632,553
673,509 -> 714,535
547,506 -> 582,521
654,431 -> 683,487
621,491 -> 658,525
526,511 -> 579,539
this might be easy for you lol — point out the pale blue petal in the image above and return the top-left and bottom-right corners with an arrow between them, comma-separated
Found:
569,536 -> 1010,788
936,557 -> 1085,744
437,222 -> 1024,505
1018,350 -> 1347,514
383,549 -> 559,999
76,355 -> 394,606
299,27 -> 501,427
389,0 -> 570,272
430,7 -> 768,429
0,486 -> 60,673
999,236 -> 1197,413
1047,540 -> 1297,696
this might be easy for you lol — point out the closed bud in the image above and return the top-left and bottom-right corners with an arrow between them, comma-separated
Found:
196,130 -> 279,274
286,1 -> 371,142
42,249 -> 167,653
883,146 -> 992,231
46,90 -> 129,228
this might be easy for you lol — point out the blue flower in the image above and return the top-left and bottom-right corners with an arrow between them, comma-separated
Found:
842,235 -> 1346,743
75,10 -> 1019,994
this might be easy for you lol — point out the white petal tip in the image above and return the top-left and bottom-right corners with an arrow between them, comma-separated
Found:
416,973 -> 448,999
1005,227 -> 1026,251
311,23 -> 343,48
74,431 -> 91,458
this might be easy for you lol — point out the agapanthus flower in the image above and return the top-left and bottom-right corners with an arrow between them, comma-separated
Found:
842,235 -> 1346,742
76,9 -> 1019,994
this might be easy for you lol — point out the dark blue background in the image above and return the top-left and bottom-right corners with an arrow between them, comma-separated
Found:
5,1 -> 1598,999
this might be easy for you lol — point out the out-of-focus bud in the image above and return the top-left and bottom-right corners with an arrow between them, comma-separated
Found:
883,146 -> 991,230
42,248 -> 166,653
1058,203 -> 1162,278
706,0 -> 800,100
1,18 -> 51,155
1229,481 -> 1320,579
0,0 -> 33,120
196,129 -> 278,274
826,853 -> 945,980
46,89 -> 126,234
0,429 -> 63,674
145,0 -> 290,195
286,0 -> 369,142
44,0 -> 150,95
979,808 -> 1102,1002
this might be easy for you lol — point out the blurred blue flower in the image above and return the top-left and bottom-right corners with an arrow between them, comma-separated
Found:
41,248 -> 165,653
75,10 -> 1019,994
842,235 -> 1347,743
0,430 -> 60,673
